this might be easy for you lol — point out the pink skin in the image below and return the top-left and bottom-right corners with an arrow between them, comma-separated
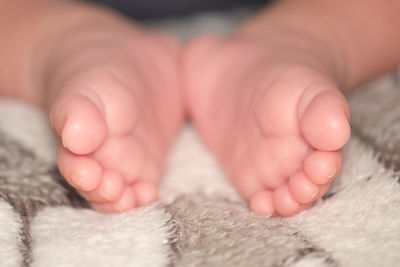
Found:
183,36 -> 350,217
183,0 -> 400,217
5,0 -> 399,217
0,0 -> 185,213
48,26 -> 184,213
0,0 -> 399,219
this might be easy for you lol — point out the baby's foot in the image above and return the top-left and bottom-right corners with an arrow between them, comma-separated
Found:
184,34 -> 350,217
48,22 -> 183,212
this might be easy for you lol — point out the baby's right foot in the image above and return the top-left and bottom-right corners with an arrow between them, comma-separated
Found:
46,8 -> 183,212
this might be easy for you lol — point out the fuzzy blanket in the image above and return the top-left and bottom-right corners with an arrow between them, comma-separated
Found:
1,9 -> 400,267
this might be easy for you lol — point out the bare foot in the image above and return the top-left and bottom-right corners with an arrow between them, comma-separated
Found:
184,32 -> 350,217
47,14 -> 183,213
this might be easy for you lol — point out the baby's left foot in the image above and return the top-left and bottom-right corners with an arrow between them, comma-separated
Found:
184,33 -> 351,217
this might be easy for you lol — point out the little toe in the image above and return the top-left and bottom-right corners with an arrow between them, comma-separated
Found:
288,171 -> 319,204
51,92 -> 107,155
112,187 -> 137,212
249,190 -> 275,216
132,181 -> 158,206
98,170 -> 126,202
304,150 -> 343,185
289,183 -> 331,215
291,183 -> 331,214
299,88 -> 351,151
272,185 -> 300,217
57,147 -> 102,191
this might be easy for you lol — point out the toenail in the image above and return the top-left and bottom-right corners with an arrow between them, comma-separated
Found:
73,175 -> 86,190
311,188 -> 318,200
328,166 -> 337,180
100,191 -> 111,201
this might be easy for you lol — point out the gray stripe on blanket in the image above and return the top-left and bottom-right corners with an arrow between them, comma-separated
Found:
165,195 -> 337,267
0,131 -> 88,266
0,201 -> 23,267
349,71 -> 400,172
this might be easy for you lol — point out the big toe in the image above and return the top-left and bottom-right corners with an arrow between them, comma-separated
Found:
299,87 -> 351,151
51,91 -> 107,155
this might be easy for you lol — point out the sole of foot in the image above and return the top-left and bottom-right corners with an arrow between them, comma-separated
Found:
50,29 -> 183,213
184,35 -> 350,217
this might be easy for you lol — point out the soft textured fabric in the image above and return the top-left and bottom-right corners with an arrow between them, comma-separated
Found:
0,9 -> 399,267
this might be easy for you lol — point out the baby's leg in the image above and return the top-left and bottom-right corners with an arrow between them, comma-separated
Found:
0,0 -> 183,212
184,0 -> 400,216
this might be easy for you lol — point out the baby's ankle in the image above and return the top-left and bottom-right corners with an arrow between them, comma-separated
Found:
238,24 -> 347,90
237,2 -> 358,90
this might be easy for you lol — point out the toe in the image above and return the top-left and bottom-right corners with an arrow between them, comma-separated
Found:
299,89 -> 351,151
304,150 -> 343,185
132,181 -> 158,206
112,187 -> 137,212
288,171 -> 318,204
249,190 -> 275,216
51,92 -> 107,155
273,185 -> 300,217
95,169 -> 125,202
57,147 -> 102,191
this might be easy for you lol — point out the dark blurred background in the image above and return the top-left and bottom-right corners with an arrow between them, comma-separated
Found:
86,0 -> 269,19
